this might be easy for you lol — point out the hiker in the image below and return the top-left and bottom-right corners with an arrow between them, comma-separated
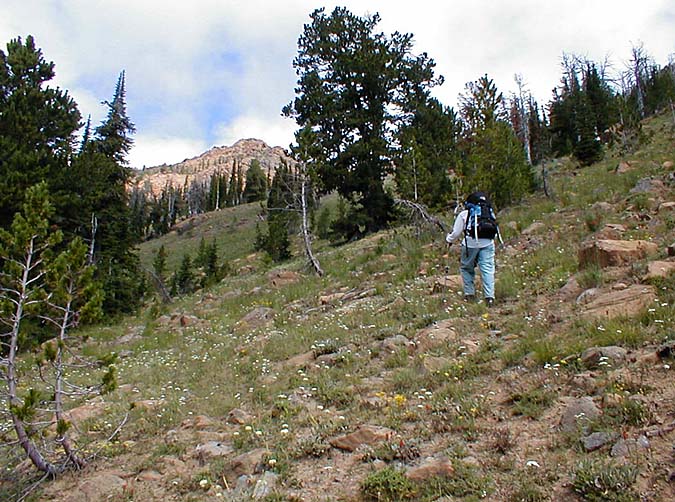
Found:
445,191 -> 498,306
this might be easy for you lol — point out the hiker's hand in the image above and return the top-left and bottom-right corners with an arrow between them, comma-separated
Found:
445,233 -> 452,243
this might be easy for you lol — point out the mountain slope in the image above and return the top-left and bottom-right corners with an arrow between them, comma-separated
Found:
3,112 -> 674,502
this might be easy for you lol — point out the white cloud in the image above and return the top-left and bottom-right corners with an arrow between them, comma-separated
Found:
215,114 -> 296,150
2,0 -> 674,168
128,135 -> 208,169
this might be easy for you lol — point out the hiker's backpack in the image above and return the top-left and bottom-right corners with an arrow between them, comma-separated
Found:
464,191 -> 498,240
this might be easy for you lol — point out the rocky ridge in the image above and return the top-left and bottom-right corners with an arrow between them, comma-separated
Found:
133,138 -> 294,196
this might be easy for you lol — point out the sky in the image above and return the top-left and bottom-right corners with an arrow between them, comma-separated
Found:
2,0 -> 674,169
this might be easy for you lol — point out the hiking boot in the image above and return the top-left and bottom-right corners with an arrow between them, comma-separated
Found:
464,294 -> 476,302
485,297 -> 495,307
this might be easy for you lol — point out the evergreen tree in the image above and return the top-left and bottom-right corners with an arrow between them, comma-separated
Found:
459,75 -> 534,207
173,254 -> 195,295
152,244 -> 167,281
95,71 -> 135,164
263,163 -> 294,262
283,7 -> 441,239
395,98 -> 461,210
0,35 -> 81,229
573,92 -> 603,166
243,159 -> 268,202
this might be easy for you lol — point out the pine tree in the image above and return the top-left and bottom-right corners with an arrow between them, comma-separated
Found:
95,71 -> 135,165
153,244 -> 167,281
243,159 -> 268,202
0,35 -> 81,229
283,7 -> 441,239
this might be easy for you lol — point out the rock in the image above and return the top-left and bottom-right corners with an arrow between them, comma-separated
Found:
595,223 -> 626,240
657,340 -> 675,359
581,284 -> 658,319
194,441 -> 234,463
580,346 -> 628,369
228,408 -> 254,425
582,432 -> 616,452
229,448 -> 269,477
616,161 -> 633,173
611,436 -> 650,457
406,457 -> 454,481
522,221 -> 546,235
591,201 -> 613,212
663,160 -> 674,169
643,260 -> 675,280
413,319 -> 457,353
252,471 -> 279,499
268,269 -> 300,287
329,425 -> 395,452
419,355 -> 453,374
284,350 -> 315,369
558,276 -> 583,300
62,397 -> 107,425
237,307 -> 275,329
578,239 -> 658,268
431,275 -> 463,294
630,177 -> 666,195
381,334 -> 412,353
576,288 -> 601,305
658,201 -> 675,212
559,397 -> 601,433
65,473 -> 127,502
181,415 -> 216,430
319,292 -> 346,304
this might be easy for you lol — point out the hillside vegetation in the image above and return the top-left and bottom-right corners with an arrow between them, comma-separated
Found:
2,112 -> 674,501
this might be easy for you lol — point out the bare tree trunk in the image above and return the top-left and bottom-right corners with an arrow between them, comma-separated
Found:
146,268 -> 172,303
6,236 -> 59,475
515,74 -> 532,165
394,198 -> 448,233
300,177 -> 323,276
53,295 -> 86,469
88,214 -> 98,266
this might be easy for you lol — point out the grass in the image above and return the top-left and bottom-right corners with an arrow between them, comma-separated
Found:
3,110 -> 674,501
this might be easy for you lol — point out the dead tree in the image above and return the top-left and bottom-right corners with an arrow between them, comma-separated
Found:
394,198 -> 448,234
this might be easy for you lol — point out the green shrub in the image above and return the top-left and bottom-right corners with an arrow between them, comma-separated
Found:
572,459 -> 638,501
360,466 -> 416,501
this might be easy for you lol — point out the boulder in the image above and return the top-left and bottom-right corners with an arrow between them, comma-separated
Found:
431,275 -> 463,294
594,223 -> 626,240
663,160 -> 674,169
194,441 -> 234,463
578,239 -> 658,268
658,201 -> 675,212
65,473 -> 127,502
229,448 -> 269,477
406,457 -> 455,481
580,346 -> 628,368
381,334 -> 413,353
582,432 -> 616,452
643,259 -> 675,280
581,284 -> 658,319
522,221 -> 546,235
419,355 -> 453,374
268,269 -> 300,287
558,276 -> 583,300
329,425 -> 395,452
237,307 -> 275,329
413,319 -> 457,353
559,397 -> 601,433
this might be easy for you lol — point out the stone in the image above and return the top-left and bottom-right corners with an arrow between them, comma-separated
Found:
229,448 -> 269,477
237,307 -> 275,329
431,274 -> 463,294
591,201 -> 613,212
559,397 -> 601,433
268,269 -> 300,287
413,319 -> 457,353
284,350 -> 315,369
194,441 -> 234,462
580,346 -> 628,369
582,432 -> 615,452
616,161 -> 633,173
611,436 -> 650,457
381,334 -> 412,353
406,457 -> 454,481
663,160 -> 674,169
576,288 -> 601,305
578,239 -> 658,269
65,473 -> 127,502
630,177 -> 666,195
419,355 -> 453,374
595,223 -> 626,240
329,425 -> 395,452
252,471 -> 279,499
228,408 -> 254,425
643,260 -> 675,280
558,276 -> 583,300
658,201 -> 675,212
522,221 -> 546,235
581,284 -> 658,319
62,397 -> 107,425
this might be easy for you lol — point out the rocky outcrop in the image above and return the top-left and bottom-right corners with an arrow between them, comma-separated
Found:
581,284 -> 657,319
132,138 -> 294,196
578,239 -> 658,268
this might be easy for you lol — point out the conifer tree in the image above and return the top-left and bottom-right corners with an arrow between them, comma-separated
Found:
243,159 -> 268,202
283,7 -> 441,239
0,35 -> 81,229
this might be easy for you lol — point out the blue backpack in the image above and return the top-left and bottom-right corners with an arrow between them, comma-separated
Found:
464,191 -> 498,240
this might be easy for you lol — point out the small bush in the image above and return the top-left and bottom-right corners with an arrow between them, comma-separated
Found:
360,466 -> 416,501
572,459 -> 638,501
508,388 -> 556,419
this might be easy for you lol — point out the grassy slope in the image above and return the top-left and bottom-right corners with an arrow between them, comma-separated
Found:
3,112 -> 674,501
